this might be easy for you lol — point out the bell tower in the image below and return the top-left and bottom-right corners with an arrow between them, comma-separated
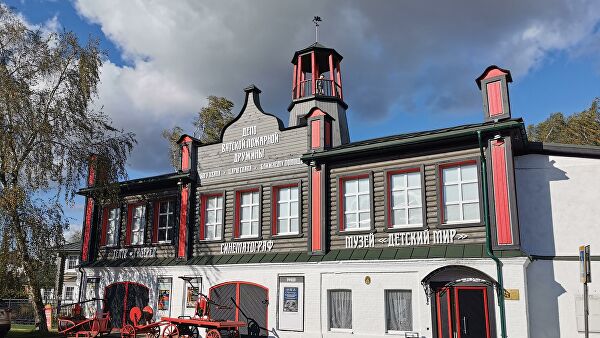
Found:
288,42 -> 350,145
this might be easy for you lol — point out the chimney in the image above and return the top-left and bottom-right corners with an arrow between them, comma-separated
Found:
476,65 -> 513,122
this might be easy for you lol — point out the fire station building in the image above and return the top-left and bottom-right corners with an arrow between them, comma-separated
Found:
77,42 -> 600,337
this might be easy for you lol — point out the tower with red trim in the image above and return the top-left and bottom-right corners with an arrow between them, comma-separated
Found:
288,43 -> 350,146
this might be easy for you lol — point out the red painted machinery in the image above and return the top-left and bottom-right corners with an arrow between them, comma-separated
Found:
120,306 -> 162,338
57,304 -> 112,338
159,293 -> 245,338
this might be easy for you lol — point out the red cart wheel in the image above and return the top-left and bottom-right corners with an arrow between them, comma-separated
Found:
146,326 -> 160,338
206,329 -> 221,338
162,324 -> 179,338
180,325 -> 199,338
121,324 -> 136,338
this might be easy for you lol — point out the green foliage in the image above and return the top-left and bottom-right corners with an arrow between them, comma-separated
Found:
162,96 -> 234,170
0,5 -> 135,330
527,98 -> 600,145
194,96 -> 235,143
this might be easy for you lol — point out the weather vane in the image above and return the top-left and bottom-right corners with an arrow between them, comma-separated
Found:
313,16 -> 322,43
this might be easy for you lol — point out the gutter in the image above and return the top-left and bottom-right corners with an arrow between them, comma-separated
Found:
477,130 -> 508,338
302,119 -> 524,163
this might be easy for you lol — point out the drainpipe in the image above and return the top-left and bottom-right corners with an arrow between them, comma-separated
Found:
477,130 -> 508,338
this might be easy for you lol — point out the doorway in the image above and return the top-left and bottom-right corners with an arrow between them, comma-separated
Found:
435,286 -> 492,338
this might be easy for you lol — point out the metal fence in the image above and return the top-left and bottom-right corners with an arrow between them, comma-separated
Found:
0,299 -> 35,324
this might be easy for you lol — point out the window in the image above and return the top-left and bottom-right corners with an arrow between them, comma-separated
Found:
130,204 -> 146,245
388,170 -> 423,228
157,201 -> 175,243
201,195 -> 223,240
328,290 -> 352,330
441,162 -> 480,223
274,185 -> 299,235
236,190 -> 259,238
104,207 -> 120,246
64,286 -> 74,300
67,255 -> 79,270
385,290 -> 412,332
340,176 -> 370,231
43,289 -> 53,302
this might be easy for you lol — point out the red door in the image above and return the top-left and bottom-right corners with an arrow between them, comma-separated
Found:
435,286 -> 492,338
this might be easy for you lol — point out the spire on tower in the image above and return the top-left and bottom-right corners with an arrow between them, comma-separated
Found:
313,16 -> 322,43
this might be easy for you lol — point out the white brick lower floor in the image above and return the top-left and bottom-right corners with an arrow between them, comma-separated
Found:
81,257 -> 531,338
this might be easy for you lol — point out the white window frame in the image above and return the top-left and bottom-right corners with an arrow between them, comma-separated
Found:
389,171 -> 423,228
158,201 -> 175,243
131,204 -> 146,245
342,176 -> 371,231
64,286 -> 74,300
67,255 -> 79,270
328,289 -> 353,332
384,289 -> 413,334
106,207 -> 120,246
441,163 -> 480,224
204,195 -> 223,240
276,186 -> 300,235
239,190 -> 260,238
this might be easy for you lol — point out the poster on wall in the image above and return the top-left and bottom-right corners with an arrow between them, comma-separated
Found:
181,277 -> 202,315
283,287 -> 299,312
278,276 -> 304,331
186,286 -> 200,308
157,278 -> 172,312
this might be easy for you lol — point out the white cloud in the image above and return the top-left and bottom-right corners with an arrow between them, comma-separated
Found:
71,0 -> 600,173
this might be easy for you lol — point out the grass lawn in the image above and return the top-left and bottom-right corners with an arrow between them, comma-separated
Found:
6,324 -> 61,338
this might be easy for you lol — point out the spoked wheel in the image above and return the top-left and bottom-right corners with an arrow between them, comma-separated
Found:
206,329 -> 221,338
146,326 -> 160,338
180,326 -> 199,338
162,323 -> 179,338
121,324 -> 136,338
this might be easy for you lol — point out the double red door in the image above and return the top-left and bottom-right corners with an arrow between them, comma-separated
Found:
435,286 -> 492,338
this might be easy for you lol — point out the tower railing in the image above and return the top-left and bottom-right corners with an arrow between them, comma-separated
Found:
292,79 -> 342,100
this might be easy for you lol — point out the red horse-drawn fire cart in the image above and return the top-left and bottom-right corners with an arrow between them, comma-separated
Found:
120,291 -> 245,338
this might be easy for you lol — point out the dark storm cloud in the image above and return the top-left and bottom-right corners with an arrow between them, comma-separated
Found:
75,0 -> 600,174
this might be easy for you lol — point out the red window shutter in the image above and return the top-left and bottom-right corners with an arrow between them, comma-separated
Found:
199,195 -> 206,240
271,186 -> 279,236
234,192 -> 240,238
152,201 -> 159,243
100,207 -> 109,246
125,204 -> 133,245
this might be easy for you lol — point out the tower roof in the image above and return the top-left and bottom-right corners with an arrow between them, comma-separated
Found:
291,42 -> 343,63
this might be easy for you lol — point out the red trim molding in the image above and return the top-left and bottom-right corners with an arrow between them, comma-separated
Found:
234,188 -> 259,239
199,193 -> 223,241
438,160 -> 477,224
385,167 -> 420,228
178,186 -> 189,258
271,183 -> 298,236
209,281 -> 269,329
491,140 -> 513,245
338,174 -> 370,232
81,198 -> 94,262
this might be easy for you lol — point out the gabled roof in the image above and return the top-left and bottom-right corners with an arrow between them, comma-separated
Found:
60,241 -> 81,253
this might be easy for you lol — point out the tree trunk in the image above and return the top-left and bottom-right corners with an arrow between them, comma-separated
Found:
54,254 -> 65,327
26,279 -> 48,332
10,210 -> 49,332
